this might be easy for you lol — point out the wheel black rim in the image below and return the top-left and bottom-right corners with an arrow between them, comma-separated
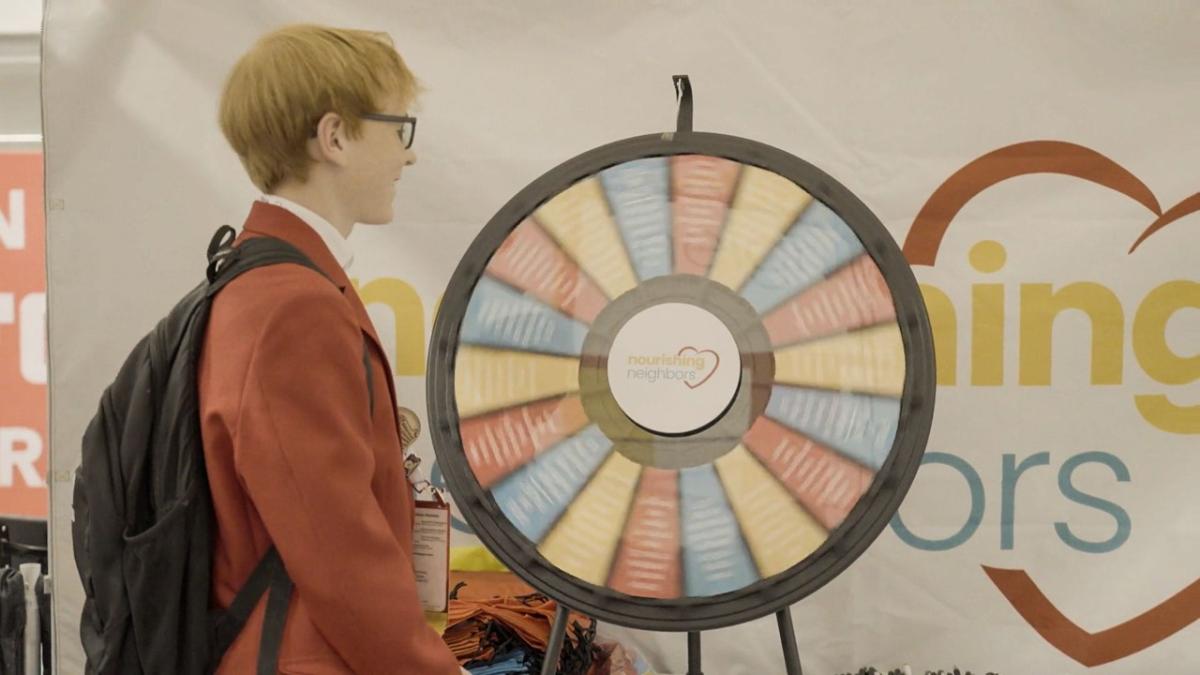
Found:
428,131 -> 935,631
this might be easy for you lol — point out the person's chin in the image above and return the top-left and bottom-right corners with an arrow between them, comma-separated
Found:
357,207 -> 395,226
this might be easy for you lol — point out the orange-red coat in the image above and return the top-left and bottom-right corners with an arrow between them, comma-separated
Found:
199,202 -> 460,674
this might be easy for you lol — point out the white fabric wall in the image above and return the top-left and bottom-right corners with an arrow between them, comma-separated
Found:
0,0 -> 43,36
0,0 -> 41,146
44,2 -> 1200,673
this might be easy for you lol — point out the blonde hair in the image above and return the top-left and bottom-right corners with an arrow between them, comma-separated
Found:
219,24 -> 420,192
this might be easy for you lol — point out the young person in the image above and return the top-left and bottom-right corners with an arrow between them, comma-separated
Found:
202,24 -> 465,674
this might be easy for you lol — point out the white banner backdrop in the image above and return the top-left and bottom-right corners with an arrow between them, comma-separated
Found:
44,2 -> 1200,673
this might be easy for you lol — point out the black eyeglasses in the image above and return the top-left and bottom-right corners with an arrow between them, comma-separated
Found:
361,113 -> 417,148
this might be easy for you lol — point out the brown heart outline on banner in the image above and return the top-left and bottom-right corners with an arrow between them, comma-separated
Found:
904,140 -> 1200,666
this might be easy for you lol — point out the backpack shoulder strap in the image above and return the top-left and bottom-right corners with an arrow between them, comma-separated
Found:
210,547 -> 291,675
205,225 -> 331,294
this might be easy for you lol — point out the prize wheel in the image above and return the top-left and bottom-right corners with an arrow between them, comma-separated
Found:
428,128 -> 935,632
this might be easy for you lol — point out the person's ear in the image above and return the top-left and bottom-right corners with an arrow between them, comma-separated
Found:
309,112 -> 349,166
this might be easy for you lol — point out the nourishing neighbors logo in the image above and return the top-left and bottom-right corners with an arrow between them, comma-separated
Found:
624,346 -> 720,388
896,141 -> 1200,667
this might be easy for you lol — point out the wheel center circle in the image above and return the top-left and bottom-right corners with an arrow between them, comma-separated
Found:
605,302 -> 741,435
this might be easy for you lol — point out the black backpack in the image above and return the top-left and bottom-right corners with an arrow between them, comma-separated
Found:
72,226 -> 372,675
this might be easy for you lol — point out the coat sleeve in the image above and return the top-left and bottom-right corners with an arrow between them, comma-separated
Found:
232,281 -> 461,675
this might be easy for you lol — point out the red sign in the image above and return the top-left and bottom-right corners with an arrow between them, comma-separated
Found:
0,152 -> 47,517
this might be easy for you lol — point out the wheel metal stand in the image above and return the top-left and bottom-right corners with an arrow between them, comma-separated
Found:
541,604 -> 571,675
538,76 -> 805,675
453,72 -> 921,672
540,604 -> 802,675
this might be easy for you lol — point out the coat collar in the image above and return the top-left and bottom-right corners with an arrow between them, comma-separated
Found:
241,201 -> 348,290
239,201 -> 386,354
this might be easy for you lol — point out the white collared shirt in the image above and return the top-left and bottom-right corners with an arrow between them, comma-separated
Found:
258,194 -> 354,270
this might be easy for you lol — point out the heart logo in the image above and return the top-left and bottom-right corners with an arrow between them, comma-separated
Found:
676,346 -> 720,389
903,140 -> 1200,667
